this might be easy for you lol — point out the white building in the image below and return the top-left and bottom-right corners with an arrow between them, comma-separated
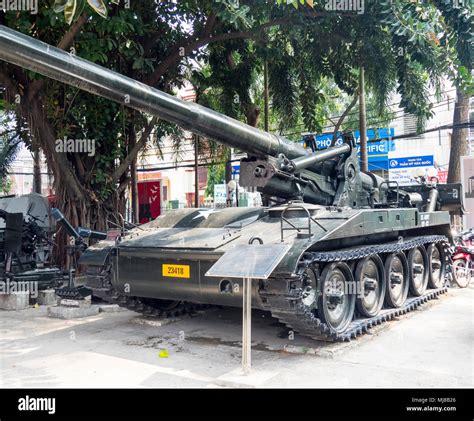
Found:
387,82 -> 461,184
5,145 -> 52,197
136,83 -> 207,210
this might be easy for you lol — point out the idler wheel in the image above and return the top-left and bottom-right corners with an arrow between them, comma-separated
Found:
426,243 -> 446,289
301,268 -> 318,311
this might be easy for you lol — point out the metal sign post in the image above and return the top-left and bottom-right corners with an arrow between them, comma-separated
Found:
205,243 -> 291,374
242,277 -> 252,374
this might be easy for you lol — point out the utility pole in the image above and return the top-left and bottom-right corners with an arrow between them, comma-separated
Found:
129,123 -> 139,224
194,135 -> 199,208
359,66 -> 368,173
264,60 -> 269,132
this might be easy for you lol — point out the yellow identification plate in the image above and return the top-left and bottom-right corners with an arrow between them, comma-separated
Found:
162,264 -> 190,279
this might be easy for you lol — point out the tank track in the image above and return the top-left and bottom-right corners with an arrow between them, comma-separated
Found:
260,235 -> 450,342
117,294 -> 211,319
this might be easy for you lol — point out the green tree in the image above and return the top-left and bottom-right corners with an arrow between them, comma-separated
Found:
0,0 -> 470,251
0,1 -> 297,239
431,0 -> 473,183
0,109 -> 24,194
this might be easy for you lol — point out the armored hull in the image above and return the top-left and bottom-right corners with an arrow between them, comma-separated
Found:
80,203 -> 452,340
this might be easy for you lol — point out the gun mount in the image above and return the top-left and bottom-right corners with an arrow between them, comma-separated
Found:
51,208 -> 111,300
0,25 -> 465,340
0,204 -> 65,289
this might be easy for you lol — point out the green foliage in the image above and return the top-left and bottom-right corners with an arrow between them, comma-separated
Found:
276,0 -> 314,8
47,0 -> 472,138
431,0 -> 473,94
154,121 -> 185,165
54,0 -> 118,24
1,0 -> 470,217
205,162 -> 226,198
3,2 -> 161,205
0,119 -> 21,189
0,176 -> 13,195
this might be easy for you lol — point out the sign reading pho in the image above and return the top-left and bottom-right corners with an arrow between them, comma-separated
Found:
303,128 -> 395,171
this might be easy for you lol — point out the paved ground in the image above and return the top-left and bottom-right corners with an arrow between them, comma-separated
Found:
0,284 -> 472,388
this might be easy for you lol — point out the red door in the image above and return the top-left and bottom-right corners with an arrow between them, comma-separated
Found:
138,181 -> 161,224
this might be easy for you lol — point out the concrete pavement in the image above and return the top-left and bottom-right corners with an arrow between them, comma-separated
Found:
0,285 -> 472,388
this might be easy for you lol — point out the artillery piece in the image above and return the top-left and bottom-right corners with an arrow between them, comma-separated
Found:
0,205 -> 65,289
0,25 -> 464,340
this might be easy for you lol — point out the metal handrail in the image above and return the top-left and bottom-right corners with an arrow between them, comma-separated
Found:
280,204 -> 327,242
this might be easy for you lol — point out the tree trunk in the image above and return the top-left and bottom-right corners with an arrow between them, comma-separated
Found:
447,88 -> 470,183
23,96 -> 124,266
358,67 -> 368,173
33,147 -> 42,194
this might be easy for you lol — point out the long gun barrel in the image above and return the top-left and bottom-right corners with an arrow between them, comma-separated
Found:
0,25 -> 307,161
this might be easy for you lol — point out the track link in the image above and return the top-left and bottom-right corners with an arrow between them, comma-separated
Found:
260,235 -> 451,342
117,295 -> 211,319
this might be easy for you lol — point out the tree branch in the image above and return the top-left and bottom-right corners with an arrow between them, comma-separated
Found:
330,95 -> 358,146
118,176 -> 131,195
27,98 -> 86,201
146,17 -> 290,86
112,117 -> 158,183
201,12 -> 217,38
0,67 -> 19,98
26,13 -> 89,101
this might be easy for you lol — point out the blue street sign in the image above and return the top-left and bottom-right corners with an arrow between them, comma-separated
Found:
388,156 -> 434,169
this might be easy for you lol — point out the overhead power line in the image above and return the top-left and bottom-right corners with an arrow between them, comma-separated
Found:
136,122 -> 473,173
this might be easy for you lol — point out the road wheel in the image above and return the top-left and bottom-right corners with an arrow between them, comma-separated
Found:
426,243 -> 446,289
354,255 -> 386,317
384,252 -> 409,308
452,259 -> 472,288
317,262 -> 355,334
408,247 -> 429,296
